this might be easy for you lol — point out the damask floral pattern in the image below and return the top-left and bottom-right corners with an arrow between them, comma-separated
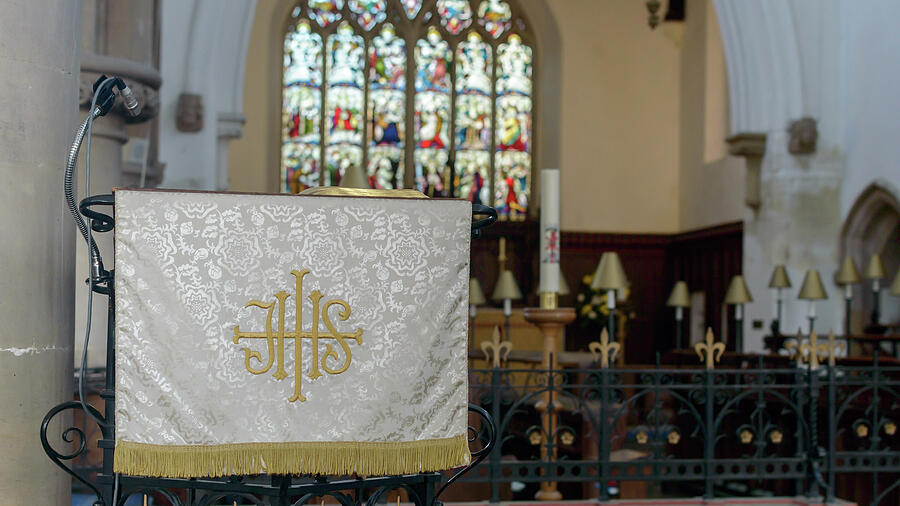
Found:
114,190 -> 471,449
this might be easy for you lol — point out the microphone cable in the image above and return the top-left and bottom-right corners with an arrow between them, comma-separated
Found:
71,76 -> 116,430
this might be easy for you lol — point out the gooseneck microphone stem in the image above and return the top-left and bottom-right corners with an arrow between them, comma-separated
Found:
64,107 -> 102,264
67,75 -> 140,433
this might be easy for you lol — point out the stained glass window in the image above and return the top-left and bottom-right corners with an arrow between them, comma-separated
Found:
281,0 -> 535,219
414,26 -> 451,195
368,24 -> 405,188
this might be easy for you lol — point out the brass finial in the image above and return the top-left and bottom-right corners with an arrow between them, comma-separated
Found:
786,330 -> 842,368
481,326 -> 512,367
694,328 -> 724,369
798,269 -> 828,300
666,281 -> 690,308
768,265 -> 792,289
724,275 -> 753,304
591,252 -> 628,291
865,253 -> 886,280
588,328 -> 621,368
469,278 -> 487,306
836,257 -> 862,285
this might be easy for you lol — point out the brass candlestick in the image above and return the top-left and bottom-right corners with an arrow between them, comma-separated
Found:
492,238 -> 522,342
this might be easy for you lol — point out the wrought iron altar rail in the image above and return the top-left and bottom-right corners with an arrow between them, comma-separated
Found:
461,340 -> 900,506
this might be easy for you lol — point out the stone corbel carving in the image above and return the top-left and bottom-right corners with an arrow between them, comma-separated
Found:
79,53 -> 161,122
727,133 -> 767,210
176,93 -> 204,132
79,75 -> 160,122
788,117 -> 818,155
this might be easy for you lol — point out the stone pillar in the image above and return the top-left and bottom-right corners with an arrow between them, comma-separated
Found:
0,1 -> 80,504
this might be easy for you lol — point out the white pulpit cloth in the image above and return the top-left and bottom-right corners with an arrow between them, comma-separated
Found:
113,189 -> 471,478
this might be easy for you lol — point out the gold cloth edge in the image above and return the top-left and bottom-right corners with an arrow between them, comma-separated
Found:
113,435 -> 470,478
299,187 -> 429,199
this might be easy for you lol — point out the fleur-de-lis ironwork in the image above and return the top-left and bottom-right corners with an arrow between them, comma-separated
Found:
786,331 -> 842,368
694,328 -> 724,369
588,328 -> 620,368
481,326 -> 512,367
824,331 -> 845,367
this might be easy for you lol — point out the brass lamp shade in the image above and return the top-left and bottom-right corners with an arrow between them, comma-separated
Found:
891,267 -> 900,296
339,164 -> 368,189
666,281 -> 690,307
865,253 -> 886,280
768,265 -> 792,289
836,257 -> 862,285
724,275 -> 753,304
590,252 -> 628,291
469,278 -> 487,305
492,270 -> 523,301
798,269 -> 828,300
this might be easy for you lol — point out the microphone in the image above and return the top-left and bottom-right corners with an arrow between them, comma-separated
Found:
119,85 -> 141,117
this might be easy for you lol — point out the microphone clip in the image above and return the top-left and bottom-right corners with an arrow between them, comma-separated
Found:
91,75 -> 141,118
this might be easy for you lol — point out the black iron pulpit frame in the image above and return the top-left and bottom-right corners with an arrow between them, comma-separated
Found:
41,191 -> 497,506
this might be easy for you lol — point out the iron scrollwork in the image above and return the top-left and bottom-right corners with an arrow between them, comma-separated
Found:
40,400 -> 107,500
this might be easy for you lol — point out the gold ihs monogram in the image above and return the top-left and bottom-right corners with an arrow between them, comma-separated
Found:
233,269 -> 363,402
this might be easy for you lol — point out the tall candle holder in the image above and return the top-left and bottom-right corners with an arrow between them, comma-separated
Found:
667,281 -> 690,349
798,269 -> 827,333
591,252 -> 628,345
492,238 -> 522,342
865,254 -> 885,327
768,265 -> 791,336
523,306 -> 575,500
836,257 -> 862,336
469,278 -> 487,350
724,275 -> 752,352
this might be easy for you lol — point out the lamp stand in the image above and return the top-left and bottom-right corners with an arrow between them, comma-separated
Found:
775,288 -> 783,335
675,307 -> 684,349
607,289 -> 616,344
503,298 -> 512,342
808,300 -> 816,334
523,307 -> 576,501
733,304 -> 743,352
872,282 -> 881,326
843,285 -> 852,337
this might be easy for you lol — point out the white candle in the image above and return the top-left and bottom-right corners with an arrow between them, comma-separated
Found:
844,285 -> 852,300
503,298 -> 512,317
808,300 -> 816,319
470,303 -> 477,319
874,279 -> 881,292
606,289 -> 615,310
675,306 -> 683,321
539,168 -> 560,294
734,304 -> 743,320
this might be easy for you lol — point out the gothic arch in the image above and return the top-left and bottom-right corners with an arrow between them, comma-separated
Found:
841,181 -> 900,260
841,181 -> 900,331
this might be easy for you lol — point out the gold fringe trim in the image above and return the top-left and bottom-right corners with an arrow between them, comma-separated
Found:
113,435 -> 471,478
